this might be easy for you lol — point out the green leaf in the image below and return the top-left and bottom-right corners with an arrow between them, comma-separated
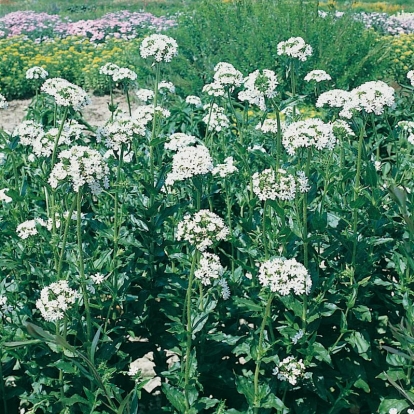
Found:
162,383 -> 187,412
348,331 -> 371,360
377,398 -> 409,413
235,375 -> 255,406
312,342 -> 332,366
352,305 -> 372,322
354,378 -> 370,393
53,360 -> 77,374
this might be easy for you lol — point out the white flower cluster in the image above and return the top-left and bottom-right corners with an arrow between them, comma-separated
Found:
304,69 -> 331,83
135,88 -> 154,102
49,146 -> 110,195
97,116 -> 146,151
91,273 -> 105,284
176,210 -> 229,251
26,66 -> 48,80
0,188 -> 12,203
132,104 -> 170,125
277,37 -> 313,61
36,280 -> 79,322
140,34 -> 178,62
0,93 -> 8,109
238,69 -> 278,111
0,296 -> 13,317
256,119 -> 279,134
291,329 -> 304,345
341,80 -> 395,118
282,118 -> 336,156
252,168 -> 300,201
165,144 -> 213,186
212,156 -> 238,178
202,82 -> 226,97
407,70 -> 414,87
158,81 -> 175,94
332,119 -> 355,138
13,120 -> 45,147
41,78 -> 91,111
195,252 -> 224,286
185,95 -> 202,107
164,132 -> 197,151
16,216 -> 61,238
273,356 -> 306,385
213,62 -> 244,89
317,82 -> 395,118
99,63 -> 137,83
203,104 -> 230,132
397,121 -> 414,145
258,257 -> 312,295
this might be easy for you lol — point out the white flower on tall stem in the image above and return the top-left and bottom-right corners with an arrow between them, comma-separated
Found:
252,168 -> 298,201
16,219 -> 41,239
111,67 -> 137,83
213,62 -> 244,89
13,120 -> 45,148
41,78 -> 91,111
26,66 -> 48,80
195,252 -> 224,286
185,95 -> 202,107
165,144 -> 213,186
164,133 -> 197,151
36,280 -> 79,322
304,70 -> 331,83
238,69 -> 278,111
97,116 -> 146,151
0,93 -> 8,109
176,210 -> 229,251
332,119 -> 355,138
256,119 -> 279,134
99,62 -> 121,77
49,146 -> 110,195
282,118 -> 336,156
273,356 -> 306,385
158,81 -> 175,94
140,34 -> 178,62
277,37 -> 313,61
258,257 -> 312,295
202,82 -> 226,97
316,89 -> 352,110
202,103 -> 230,132
0,188 -> 12,203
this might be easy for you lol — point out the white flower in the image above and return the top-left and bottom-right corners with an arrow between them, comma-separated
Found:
128,363 -> 140,378
165,144 -> 213,186
16,220 -> 40,239
0,93 -> 7,109
36,281 -> 79,322
140,34 -> 178,62
407,70 -> 414,87
389,409 -> 398,414
176,210 -> 229,251
13,120 -> 45,148
304,69 -> 331,82
164,133 -> 197,151
112,67 -> 137,83
397,121 -> 414,145
91,273 -> 105,284
49,146 -> 110,195
282,118 -> 336,156
273,356 -> 306,385
202,82 -> 226,97
277,37 -> 313,61
252,169 -> 299,201
99,62 -> 121,76
195,252 -> 224,286
238,69 -> 278,111
202,103 -> 229,132
218,278 -> 231,300
26,66 -> 48,80
135,88 -> 154,102
186,95 -> 202,107
212,157 -> 238,178
0,188 -> 12,203
0,296 -> 13,317
291,329 -> 304,344
316,89 -> 352,110
213,62 -> 244,89
332,119 -> 355,138
41,78 -> 91,111
258,257 -> 312,295
297,171 -> 310,193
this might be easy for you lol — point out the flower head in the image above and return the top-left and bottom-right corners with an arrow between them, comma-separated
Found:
186,95 -> 202,107
140,34 -> 178,62
273,356 -> 306,385
0,93 -> 8,109
195,252 -> 224,286
304,69 -> 331,83
407,70 -> 414,87
202,103 -> 229,132
213,62 -> 244,89
277,37 -> 313,61
26,66 -> 48,80
212,156 -> 238,178
164,133 -> 197,151
258,257 -> 312,295
0,188 -> 12,203
36,281 -> 79,322
41,78 -> 91,111
176,210 -> 229,251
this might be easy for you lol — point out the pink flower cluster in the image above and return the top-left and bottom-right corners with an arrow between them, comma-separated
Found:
0,10 -> 177,42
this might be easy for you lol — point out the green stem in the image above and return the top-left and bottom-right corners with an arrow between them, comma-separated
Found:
275,109 -> 282,170
303,148 -> 311,269
77,189 -> 92,348
184,250 -> 200,413
126,87 -> 132,117
351,121 -> 366,268
0,346 -> 9,414
253,294 -> 274,412
263,199 -> 269,260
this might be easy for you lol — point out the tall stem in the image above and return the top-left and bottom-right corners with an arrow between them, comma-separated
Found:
253,294 -> 274,412
275,109 -> 282,171
0,346 -> 8,414
351,121 -> 366,268
303,148 -> 311,269
184,250 -> 200,413
77,189 -> 92,348
263,199 -> 269,260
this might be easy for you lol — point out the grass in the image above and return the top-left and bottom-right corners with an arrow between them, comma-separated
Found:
319,0 -> 414,13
